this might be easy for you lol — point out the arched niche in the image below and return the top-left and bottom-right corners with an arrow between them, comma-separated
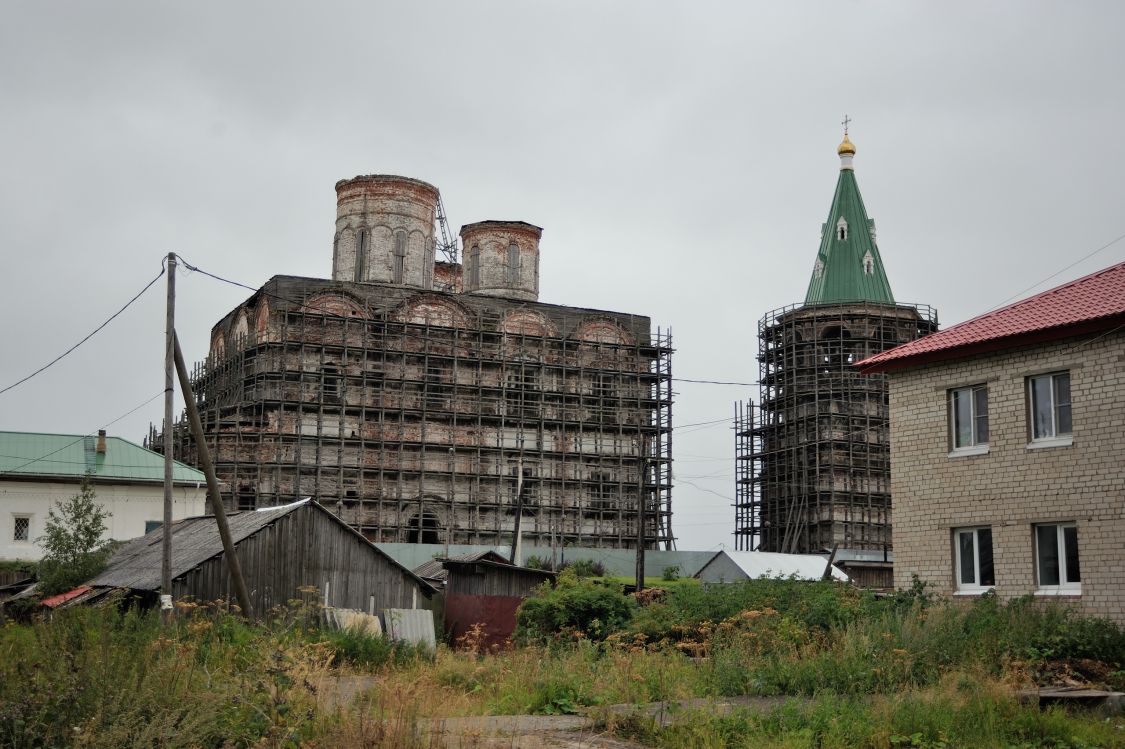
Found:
255,300 -> 272,342
501,309 -> 558,338
304,292 -> 369,319
390,293 -> 473,329
406,501 -> 444,544
209,330 -> 226,361
572,319 -> 634,346
230,309 -> 250,348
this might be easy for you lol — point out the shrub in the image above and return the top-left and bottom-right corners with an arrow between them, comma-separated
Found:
516,569 -> 635,643
36,475 -> 114,595
561,558 -> 606,578
524,554 -> 552,571
661,565 -> 681,581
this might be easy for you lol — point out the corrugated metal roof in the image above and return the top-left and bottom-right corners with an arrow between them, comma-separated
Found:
413,559 -> 447,582
0,431 -> 205,484
41,585 -> 92,608
447,550 -> 511,564
697,551 -> 848,582
858,260 -> 1125,372
415,552 -> 518,582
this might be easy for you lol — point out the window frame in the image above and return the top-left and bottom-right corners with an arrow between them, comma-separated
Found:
12,514 -> 32,543
952,525 -> 995,594
1034,521 -> 1081,594
467,245 -> 481,289
505,242 -> 521,287
1027,371 -> 1072,447
948,384 -> 989,456
392,231 -> 408,285
353,229 -> 368,283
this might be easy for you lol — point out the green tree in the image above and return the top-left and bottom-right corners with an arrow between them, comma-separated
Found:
36,475 -> 113,596
515,569 -> 635,643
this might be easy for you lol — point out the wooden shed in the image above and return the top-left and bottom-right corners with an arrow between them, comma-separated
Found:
441,552 -> 554,649
88,499 -> 435,616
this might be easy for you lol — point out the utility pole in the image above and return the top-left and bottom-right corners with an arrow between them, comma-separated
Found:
173,334 -> 254,619
161,252 -> 176,623
446,447 -> 454,558
635,449 -> 648,593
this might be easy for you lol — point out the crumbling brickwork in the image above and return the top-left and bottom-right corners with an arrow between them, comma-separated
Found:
171,175 -> 673,550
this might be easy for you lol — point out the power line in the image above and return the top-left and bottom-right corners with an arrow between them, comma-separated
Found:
985,229 -> 1125,313
674,416 -> 733,430
673,377 -> 758,386
0,266 -> 166,398
0,390 -> 165,477
676,476 -> 736,502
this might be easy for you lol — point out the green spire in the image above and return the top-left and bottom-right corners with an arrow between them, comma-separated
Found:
803,133 -> 895,305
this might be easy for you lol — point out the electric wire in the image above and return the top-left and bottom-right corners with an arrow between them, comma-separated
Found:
672,377 -> 758,386
0,390 -> 166,477
984,229 -> 1125,313
0,266 -> 166,398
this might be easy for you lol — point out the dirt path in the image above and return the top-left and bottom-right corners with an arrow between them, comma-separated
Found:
320,675 -> 795,748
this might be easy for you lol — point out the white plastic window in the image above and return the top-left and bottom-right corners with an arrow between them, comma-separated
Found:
953,526 -> 994,592
1035,522 -> 1081,593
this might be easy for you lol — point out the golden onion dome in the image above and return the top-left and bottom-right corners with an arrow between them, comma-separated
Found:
837,133 -> 856,156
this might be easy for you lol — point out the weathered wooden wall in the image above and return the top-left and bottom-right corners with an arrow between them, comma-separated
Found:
445,563 -> 552,598
173,505 -> 433,615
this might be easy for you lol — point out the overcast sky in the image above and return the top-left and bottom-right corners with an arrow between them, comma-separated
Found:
2,2 -> 1123,550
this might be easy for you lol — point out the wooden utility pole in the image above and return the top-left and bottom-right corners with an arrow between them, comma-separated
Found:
161,252 -> 176,623
635,452 -> 647,592
173,334 -> 254,619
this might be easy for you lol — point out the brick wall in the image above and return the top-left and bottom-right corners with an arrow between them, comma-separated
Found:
887,329 -> 1125,623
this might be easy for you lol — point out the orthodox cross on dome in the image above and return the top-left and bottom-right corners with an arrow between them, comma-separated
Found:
841,114 -> 851,134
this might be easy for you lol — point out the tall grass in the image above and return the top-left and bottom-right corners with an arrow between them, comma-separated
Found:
606,674 -> 1125,748
2,580 -> 1122,747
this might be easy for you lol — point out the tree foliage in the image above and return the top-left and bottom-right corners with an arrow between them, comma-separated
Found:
515,569 -> 635,643
36,475 -> 113,596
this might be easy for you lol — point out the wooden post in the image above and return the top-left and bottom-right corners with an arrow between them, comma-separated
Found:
161,252 -> 176,623
508,456 -> 524,565
822,543 -> 840,581
635,453 -> 647,593
173,333 -> 254,619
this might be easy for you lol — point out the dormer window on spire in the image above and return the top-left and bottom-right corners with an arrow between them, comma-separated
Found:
862,250 -> 875,275
836,217 -> 848,241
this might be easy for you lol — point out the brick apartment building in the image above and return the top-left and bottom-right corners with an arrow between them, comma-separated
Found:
859,261 -> 1125,623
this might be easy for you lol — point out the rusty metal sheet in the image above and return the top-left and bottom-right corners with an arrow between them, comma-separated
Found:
444,592 -> 524,650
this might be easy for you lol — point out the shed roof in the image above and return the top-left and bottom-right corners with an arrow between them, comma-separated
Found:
0,431 -> 205,484
441,554 -> 556,579
414,550 -> 511,582
696,550 -> 848,582
858,260 -> 1125,373
90,499 -> 433,594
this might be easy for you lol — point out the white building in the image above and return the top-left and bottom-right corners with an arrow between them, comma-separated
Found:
1,430 -> 207,561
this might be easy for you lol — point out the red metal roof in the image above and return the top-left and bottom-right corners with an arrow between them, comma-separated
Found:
858,260 -> 1125,373
41,585 -> 92,608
